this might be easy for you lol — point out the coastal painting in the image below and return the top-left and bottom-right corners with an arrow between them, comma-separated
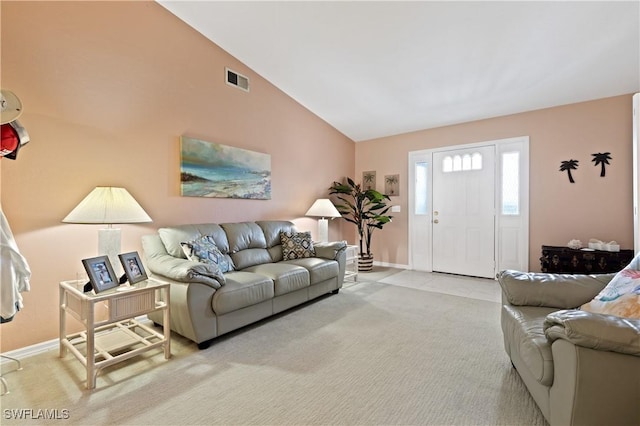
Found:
180,137 -> 271,199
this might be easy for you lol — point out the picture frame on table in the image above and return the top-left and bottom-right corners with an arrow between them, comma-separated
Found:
82,255 -> 119,293
118,251 -> 148,284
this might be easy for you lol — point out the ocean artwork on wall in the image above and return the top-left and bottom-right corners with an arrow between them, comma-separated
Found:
180,137 -> 271,199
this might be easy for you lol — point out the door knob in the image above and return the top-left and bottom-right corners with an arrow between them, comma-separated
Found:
433,219 -> 439,224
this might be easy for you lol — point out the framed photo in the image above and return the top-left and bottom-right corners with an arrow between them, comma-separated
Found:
118,251 -> 148,284
82,256 -> 118,293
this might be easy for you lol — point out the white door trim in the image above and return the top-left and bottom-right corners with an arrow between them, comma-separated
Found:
408,136 -> 529,275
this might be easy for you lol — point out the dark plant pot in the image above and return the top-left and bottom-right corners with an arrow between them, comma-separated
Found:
358,254 -> 374,272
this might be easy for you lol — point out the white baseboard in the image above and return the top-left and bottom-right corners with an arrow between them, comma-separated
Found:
1,338 -> 58,365
373,261 -> 410,270
2,315 -> 151,364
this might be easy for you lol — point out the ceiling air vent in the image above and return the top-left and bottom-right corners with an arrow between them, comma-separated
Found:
226,67 -> 249,92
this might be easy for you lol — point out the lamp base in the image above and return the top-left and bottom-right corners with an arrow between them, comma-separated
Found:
98,227 -> 122,276
317,218 -> 329,244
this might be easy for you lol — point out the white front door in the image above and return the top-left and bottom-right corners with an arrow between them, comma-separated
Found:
432,145 -> 495,278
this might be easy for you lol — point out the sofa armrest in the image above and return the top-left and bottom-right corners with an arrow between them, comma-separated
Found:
544,309 -> 640,356
497,269 -> 615,309
314,241 -> 347,260
147,253 -> 225,289
142,233 -> 225,289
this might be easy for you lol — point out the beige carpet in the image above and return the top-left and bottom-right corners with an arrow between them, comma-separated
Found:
1,270 -> 546,425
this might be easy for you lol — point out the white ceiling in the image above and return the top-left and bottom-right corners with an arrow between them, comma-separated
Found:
158,1 -> 640,142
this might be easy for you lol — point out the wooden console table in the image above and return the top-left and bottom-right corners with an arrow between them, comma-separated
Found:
540,245 -> 634,274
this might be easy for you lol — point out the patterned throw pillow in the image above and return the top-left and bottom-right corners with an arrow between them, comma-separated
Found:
280,231 -> 315,260
581,267 -> 640,319
181,235 -> 234,273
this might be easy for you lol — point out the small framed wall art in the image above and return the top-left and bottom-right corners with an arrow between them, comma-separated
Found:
82,255 -> 118,293
119,251 -> 148,284
385,174 -> 400,196
362,171 -> 376,190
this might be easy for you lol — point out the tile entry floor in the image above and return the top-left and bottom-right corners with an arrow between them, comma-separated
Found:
350,267 -> 501,303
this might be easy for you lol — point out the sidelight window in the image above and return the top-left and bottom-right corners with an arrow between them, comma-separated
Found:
501,152 -> 520,215
414,162 -> 428,215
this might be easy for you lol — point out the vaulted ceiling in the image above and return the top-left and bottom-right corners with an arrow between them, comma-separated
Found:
158,1 -> 640,142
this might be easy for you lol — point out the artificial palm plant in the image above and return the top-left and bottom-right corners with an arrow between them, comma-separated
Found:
329,177 -> 392,260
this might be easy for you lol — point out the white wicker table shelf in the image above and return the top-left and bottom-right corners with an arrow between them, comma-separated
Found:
344,245 -> 359,282
59,278 -> 170,389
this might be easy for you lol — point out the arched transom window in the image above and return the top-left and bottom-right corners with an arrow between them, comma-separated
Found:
442,152 -> 483,172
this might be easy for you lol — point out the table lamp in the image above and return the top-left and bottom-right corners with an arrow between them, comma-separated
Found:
62,187 -> 152,275
305,199 -> 341,243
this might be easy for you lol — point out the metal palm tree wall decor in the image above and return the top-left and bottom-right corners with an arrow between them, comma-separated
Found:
560,159 -> 579,183
560,152 -> 614,183
592,152 -> 612,177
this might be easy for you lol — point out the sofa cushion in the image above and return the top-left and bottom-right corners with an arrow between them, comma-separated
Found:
159,224 -> 228,259
231,248 -> 274,271
212,272 -> 274,315
281,231 -> 315,259
502,304 -> 558,386
257,220 -> 296,248
221,222 -> 267,253
258,220 -> 296,263
181,235 -> 234,273
159,226 -> 201,258
284,258 -> 339,285
581,253 -> 640,319
244,263 -> 310,296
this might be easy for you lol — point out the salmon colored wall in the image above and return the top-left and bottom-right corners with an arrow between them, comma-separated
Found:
2,2 -> 634,353
356,94 -> 635,270
0,1 -> 354,351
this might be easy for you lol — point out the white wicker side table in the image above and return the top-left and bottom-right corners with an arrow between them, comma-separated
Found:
59,278 -> 170,389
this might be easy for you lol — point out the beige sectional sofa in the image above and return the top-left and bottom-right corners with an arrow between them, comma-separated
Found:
498,269 -> 640,426
142,221 -> 346,349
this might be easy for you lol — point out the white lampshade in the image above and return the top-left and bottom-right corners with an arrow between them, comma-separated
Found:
305,199 -> 341,219
305,199 -> 340,244
62,187 -> 152,224
63,187 -> 151,277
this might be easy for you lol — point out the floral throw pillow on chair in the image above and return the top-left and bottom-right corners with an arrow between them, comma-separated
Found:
581,255 -> 640,319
